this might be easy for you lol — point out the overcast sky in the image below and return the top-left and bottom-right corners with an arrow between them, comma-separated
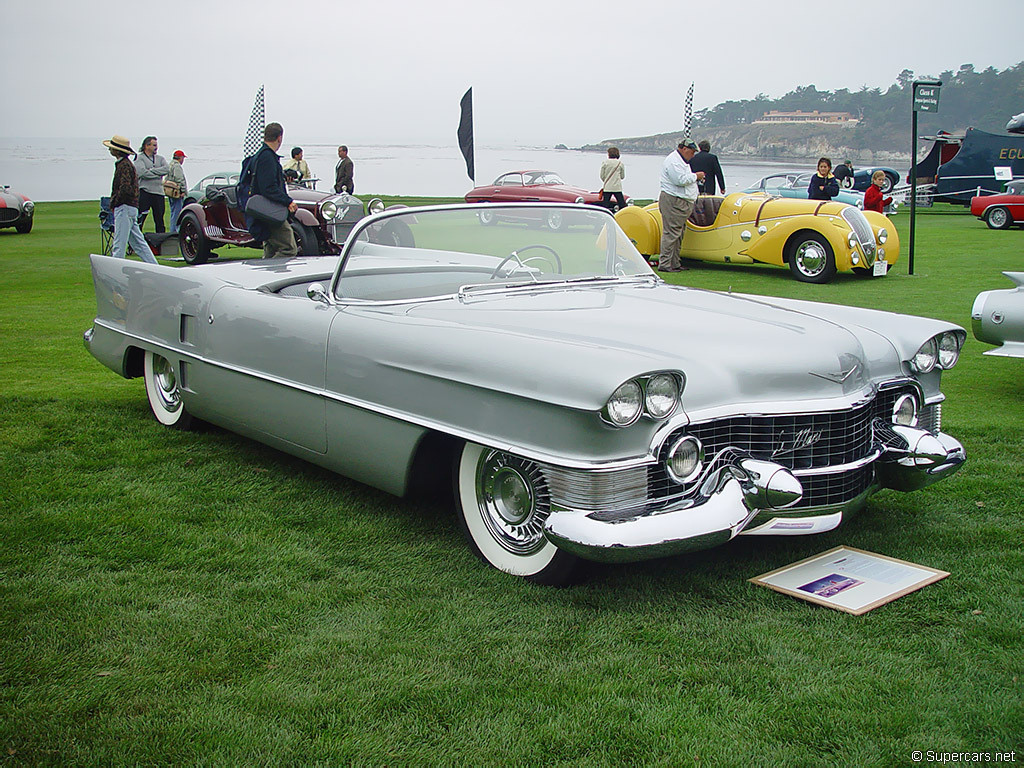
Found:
2,0 -> 1020,147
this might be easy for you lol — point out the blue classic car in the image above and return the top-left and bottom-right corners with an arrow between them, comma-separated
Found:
744,173 -> 865,208
848,166 -> 900,193
85,203 -> 966,584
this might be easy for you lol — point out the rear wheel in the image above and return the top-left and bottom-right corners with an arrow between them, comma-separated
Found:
179,214 -> 211,265
454,442 -> 579,585
879,173 -> 896,194
144,351 -> 194,429
985,206 -> 1011,230
787,232 -> 836,284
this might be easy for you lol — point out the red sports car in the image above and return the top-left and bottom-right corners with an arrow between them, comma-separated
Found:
465,170 -> 607,231
970,180 -> 1024,230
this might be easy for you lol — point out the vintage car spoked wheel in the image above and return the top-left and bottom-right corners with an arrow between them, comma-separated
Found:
144,351 -> 193,429
787,232 -> 836,283
490,244 -> 563,280
478,209 -> 496,226
878,174 -> 895,193
454,443 -> 579,585
179,214 -> 211,265
545,210 -> 565,231
985,206 -> 1011,230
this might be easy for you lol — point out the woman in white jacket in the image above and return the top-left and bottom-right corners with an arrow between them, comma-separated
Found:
599,147 -> 626,212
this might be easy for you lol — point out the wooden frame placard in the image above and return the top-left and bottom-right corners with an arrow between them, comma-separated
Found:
750,546 -> 949,615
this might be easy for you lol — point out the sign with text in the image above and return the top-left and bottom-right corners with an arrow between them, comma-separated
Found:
914,83 -> 941,113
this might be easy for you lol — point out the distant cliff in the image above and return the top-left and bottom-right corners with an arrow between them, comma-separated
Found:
579,124 -> 908,163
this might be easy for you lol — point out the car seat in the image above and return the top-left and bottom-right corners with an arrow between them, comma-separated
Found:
689,196 -> 724,228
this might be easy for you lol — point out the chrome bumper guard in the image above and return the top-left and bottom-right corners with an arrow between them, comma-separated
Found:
543,422 -> 965,564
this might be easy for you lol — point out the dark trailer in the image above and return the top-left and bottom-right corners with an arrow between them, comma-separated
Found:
912,127 -> 1024,204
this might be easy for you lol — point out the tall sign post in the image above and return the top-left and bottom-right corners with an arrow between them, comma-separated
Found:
909,79 -> 941,275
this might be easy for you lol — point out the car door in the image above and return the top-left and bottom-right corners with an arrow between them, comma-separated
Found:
191,285 -> 332,453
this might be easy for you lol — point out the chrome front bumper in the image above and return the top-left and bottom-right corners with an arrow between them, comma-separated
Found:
543,424 -> 965,564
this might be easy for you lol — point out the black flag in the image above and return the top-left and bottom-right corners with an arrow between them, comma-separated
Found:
458,87 -> 475,182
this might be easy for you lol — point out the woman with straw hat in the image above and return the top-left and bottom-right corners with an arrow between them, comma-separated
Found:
104,134 -> 157,263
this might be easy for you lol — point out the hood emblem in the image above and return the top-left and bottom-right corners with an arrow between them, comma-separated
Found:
809,363 -> 859,384
772,428 -> 823,458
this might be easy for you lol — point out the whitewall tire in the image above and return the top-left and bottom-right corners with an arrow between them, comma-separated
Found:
454,442 -> 578,585
144,351 -> 194,429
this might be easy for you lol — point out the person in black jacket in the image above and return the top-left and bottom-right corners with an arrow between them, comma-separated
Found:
248,122 -> 298,258
807,157 -> 840,201
833,159 -> 854,189
688,140 -> 726,196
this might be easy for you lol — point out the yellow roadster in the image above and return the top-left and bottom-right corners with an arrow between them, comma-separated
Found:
615,193 -> 899,283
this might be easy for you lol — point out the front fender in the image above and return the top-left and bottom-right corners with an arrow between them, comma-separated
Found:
293,208 -> 320,229
744,214 -> 848,268
179,201 -> 208,228
615,205 -> 661,256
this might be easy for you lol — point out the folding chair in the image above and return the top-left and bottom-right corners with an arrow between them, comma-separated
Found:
99,197 -> 115,255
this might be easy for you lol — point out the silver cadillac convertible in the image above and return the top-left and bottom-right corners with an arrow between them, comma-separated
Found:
85,203 -> 967,584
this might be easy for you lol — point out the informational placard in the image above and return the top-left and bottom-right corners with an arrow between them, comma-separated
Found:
913,82 -> 941,113
994,166 -> 1013,181
750,547 -> 949,615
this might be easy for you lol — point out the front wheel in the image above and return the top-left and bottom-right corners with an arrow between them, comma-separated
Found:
545,210 -> 565,231
15,218 -> 32,234
454,442 -> 579,585
879,174 -> 896,194
786,232 -> 836,284
985,206 -> 1011,230
144,351 -> 194,429
291,222 -> 320,255
179,214 -> 211,265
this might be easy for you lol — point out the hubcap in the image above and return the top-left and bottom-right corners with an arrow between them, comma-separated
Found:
476,450 -> 550,555
547,212 -> 563,230
153,356 -> 181,413
795,241 -> 827,276
990,208 -> 1008,227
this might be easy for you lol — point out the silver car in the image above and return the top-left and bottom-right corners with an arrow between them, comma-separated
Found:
972,272 -> 1024,357
84,203 -> 967,584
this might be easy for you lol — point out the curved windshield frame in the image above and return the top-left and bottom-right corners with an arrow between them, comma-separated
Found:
332,204 -> 654,303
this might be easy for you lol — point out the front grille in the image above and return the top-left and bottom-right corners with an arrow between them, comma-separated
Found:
0,209 -> 20,225
842,207 -> 876,261
541,385 -> 926,516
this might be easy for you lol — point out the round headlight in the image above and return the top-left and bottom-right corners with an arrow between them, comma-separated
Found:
320,201 -> 338,221
604,381 -> 642,426
644,374 -> 679,419
892,393 -> 918,426
24,200 -> 35,214
667,436 -> 703,483
848,232 -> 858,249
938,332 -> 961,369
368,198 -> 385,215
912,338 -> 937,374
877,227 -> 888,245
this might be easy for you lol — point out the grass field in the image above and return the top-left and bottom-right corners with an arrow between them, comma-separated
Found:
1,200 -> 1022,766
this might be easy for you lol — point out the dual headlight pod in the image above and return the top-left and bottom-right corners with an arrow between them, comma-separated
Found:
602,373 -> 684,427
910,331 -> 964,373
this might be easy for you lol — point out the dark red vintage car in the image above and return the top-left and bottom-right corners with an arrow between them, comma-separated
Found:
970,180 -> 1024,230
175,184 -> 404,264
464,170 -> 609,231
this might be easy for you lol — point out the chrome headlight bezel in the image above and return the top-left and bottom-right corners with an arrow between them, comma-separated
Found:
603,380 -> 643,427
892,393 -> 919,426
666,435 -> 704,484
910,337 -> 938,374
938,331 -> 962,369
368,198 -> 386,215
602,372 -> 685,427
320,200 -> 338,221
23,200 -> 35,214
877,227 -> 888,245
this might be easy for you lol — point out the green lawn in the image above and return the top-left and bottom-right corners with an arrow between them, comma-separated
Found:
1,201 -> 1022,766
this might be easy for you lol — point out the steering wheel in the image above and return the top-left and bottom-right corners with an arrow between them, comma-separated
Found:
490,244 -> 563,280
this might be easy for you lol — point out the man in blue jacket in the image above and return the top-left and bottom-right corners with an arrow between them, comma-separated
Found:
248,122 -> 298,258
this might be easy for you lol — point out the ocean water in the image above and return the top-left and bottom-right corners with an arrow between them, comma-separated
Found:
0,137 -> 806,203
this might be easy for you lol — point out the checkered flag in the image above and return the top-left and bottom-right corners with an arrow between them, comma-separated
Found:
243,85 -> 265,158
684,82 -> 693,138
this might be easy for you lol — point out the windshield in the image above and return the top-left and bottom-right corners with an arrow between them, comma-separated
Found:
334,205 -> 654,302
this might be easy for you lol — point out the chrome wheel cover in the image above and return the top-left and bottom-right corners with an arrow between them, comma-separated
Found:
794,241 -> 828,277
475,450 -> 550,555
989,208 -> 1008,228
152,355 -> 182,413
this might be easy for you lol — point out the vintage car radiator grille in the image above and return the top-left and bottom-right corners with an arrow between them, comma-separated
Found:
842,207 -> 876,260
542,385 -> 935,515
0,209 -> 20,224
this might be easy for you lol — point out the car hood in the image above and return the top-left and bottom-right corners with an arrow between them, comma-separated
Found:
356,281 -> 904,416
